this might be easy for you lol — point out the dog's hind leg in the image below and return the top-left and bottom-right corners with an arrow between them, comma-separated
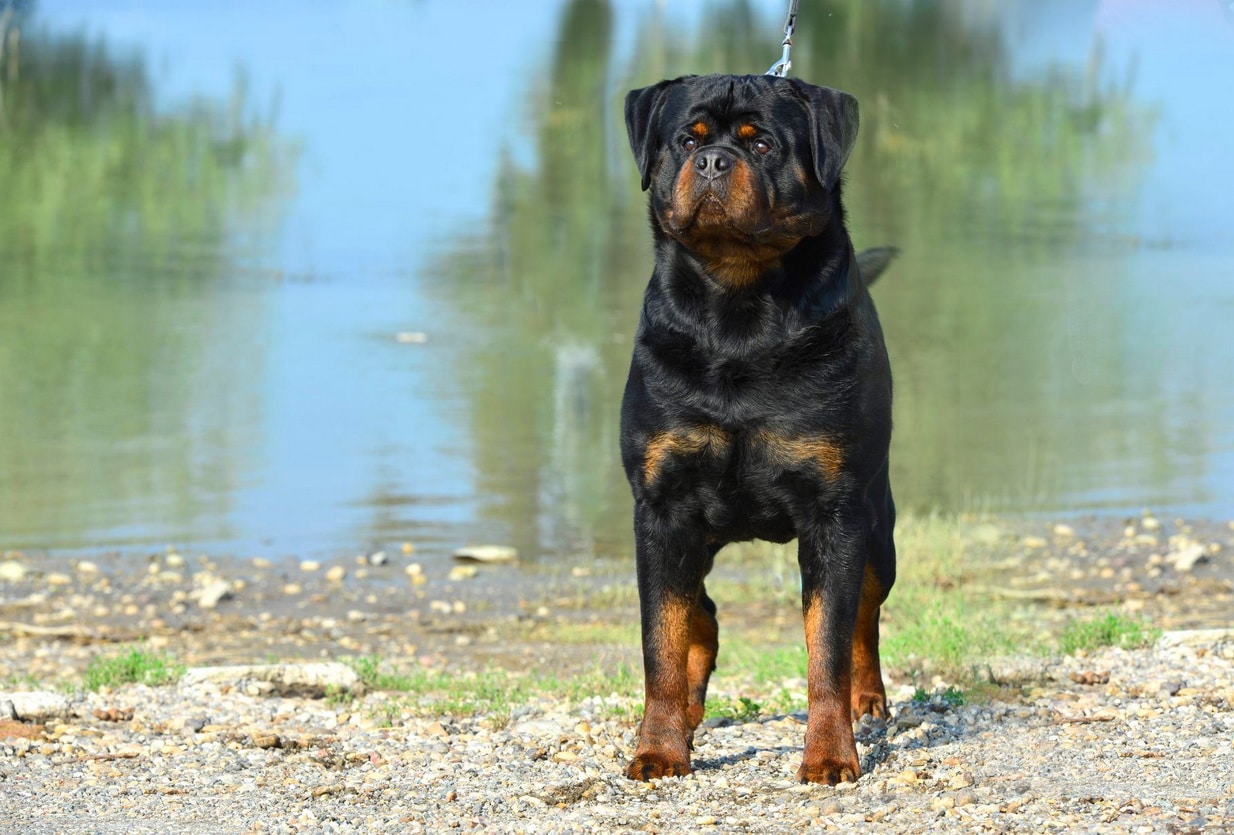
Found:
685,582 -> 719,733
852,470 -> 896,720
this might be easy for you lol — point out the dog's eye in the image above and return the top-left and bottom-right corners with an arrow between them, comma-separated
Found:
753,139 -> 772,155
681,136 -> 698,151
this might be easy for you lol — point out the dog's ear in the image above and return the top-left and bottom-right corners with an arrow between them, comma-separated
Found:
791,80 -> 859,190
624,79 -> 678,191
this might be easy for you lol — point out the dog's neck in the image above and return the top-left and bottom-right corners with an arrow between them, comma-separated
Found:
654,203 -> 854,309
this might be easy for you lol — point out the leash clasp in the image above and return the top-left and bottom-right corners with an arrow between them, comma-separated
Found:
765,0 -> 799,77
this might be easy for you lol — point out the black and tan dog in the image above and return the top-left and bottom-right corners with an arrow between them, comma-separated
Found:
620,74 -> 897,785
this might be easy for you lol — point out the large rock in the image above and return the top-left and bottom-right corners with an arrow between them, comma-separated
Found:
180,662 -> 362,697
0,691 -> 73,721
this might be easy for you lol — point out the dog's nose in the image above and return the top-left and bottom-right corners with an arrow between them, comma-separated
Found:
694,148 -> 733,180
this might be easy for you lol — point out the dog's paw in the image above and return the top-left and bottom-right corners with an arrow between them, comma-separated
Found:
796,756 -> 861,785
850,690 -> 889,721
625,751 -> 693,781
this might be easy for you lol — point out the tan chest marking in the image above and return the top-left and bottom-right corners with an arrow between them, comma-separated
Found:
643,425 -> 732,484
755,430 -> 845,480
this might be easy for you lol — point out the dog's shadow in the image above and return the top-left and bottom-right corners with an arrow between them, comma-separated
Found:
690,701 -> 973,777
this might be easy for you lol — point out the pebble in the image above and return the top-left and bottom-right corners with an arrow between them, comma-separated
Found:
325,566 -> 347,583
0,560 -> 26,582
196,580 -> 233,609
1168,543 -> 1207,572
452,545 -> 518,564
448,565 -> 478,581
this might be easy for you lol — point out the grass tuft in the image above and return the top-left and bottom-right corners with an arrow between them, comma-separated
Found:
83,649 -> 184,691
1059,612 -> 1160,655
346,655 -> 642,724
706,695 -> 763,723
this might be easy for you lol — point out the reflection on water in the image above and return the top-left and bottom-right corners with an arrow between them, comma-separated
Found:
0,1 -> 1231,564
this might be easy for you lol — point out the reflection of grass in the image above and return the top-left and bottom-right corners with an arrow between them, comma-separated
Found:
83,649 -> 184,691
1060,612 -> 1160,655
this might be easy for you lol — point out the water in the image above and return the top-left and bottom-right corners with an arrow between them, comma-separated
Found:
1,0 -> 1231,566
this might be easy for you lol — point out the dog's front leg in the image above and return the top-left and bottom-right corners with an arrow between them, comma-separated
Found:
625,501 -> 709,781
796,514 -> 866,784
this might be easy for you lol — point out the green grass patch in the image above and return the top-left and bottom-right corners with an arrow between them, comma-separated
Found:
83,649 -> 184,691
705,695 -> 763,723
347,656 -> 642,725
1059,612 -> 1160,655
879,514 -> 1043,682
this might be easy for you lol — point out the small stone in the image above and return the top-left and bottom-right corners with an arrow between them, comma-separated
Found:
1141,516 -> 1161,531
395,331 -> 429,344
75,561 -> 100,575
949,770 -> 974,789
369,551 -> 390,566
325,566 -> 347,583
251,731 -> 282,749
0,560 -> 26,582
448,565 -> 478,581
1168,544 -> 1206,572
300,561 -> 321,572
283,583 -> 303,595
452,545 -> 518,564
46,572 -> 73,586
695,816 -> 718,826
1022,536 -> 1047,549
1053,524 -> 1075,538
401,542 -> 415,555
166,553 -> 186,567
0,719 -> 43,740
197,580 -> 233,609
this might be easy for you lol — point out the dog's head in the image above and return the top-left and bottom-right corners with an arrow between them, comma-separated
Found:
625,74 -> 858,286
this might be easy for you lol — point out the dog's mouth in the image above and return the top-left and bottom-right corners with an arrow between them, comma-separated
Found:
662,164 -> 774,239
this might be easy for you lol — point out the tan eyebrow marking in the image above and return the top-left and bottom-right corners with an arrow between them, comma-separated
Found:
691,121 -> 709,138
737,124 -> 758,139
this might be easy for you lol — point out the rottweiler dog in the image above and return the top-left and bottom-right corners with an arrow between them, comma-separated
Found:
620,74 -> 897,785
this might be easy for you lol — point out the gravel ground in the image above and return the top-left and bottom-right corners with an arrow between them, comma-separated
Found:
3,516 -> 1233,832
2,629 -> 1232,834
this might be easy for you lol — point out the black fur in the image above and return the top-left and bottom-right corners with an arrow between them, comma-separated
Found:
619,74 -> 898,785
